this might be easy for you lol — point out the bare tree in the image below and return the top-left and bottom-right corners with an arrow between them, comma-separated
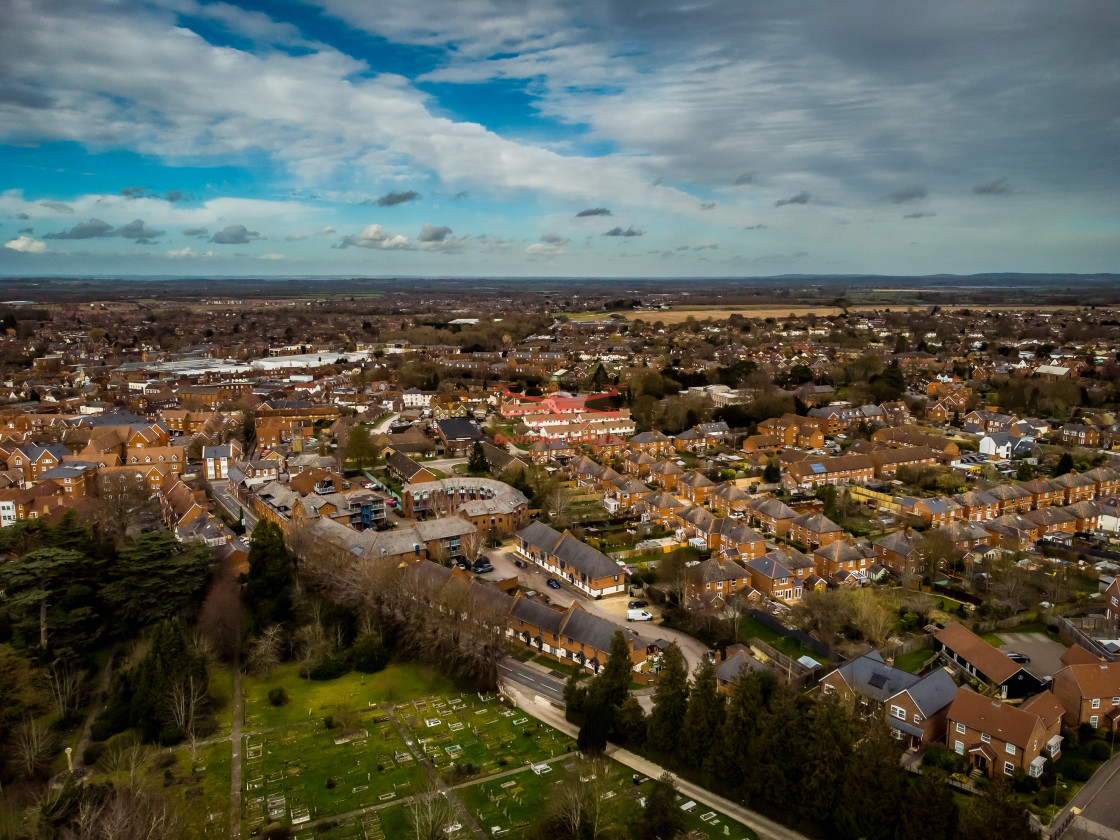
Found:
12,716 -> 56,777
93,472 -> 155,544
542,487 -> 573,527
166,673 -> 208,770
404,777 -> 457,840
552,759 -> 617,840
48,661 -> 85,721
459,531 -> 485,567
657,549 -> 690,606
246,624 -> 285,676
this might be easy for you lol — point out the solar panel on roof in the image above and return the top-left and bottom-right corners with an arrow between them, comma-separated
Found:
811,463 -> 826,474
868,672 -> 888,689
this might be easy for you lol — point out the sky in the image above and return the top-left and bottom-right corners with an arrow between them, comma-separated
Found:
1,0 -> 1118,278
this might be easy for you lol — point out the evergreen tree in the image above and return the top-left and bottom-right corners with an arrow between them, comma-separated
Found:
563,664 -> 587,723
1015,461 -> 1034,481
595,630 -> 634,713
713,667 -> 774,799
1055,452 -> 1074,477
798,691 -> 852,824
577,631 -> 633,750
898,771 -> 958,840
763,457 -> 781,484
245,521 -> 294,627
0,547 -> 85,649
958,776 -> 1035,840
833,719 -> 908,840
615,694 -> 647,747
468,441 -> 488,474
647,643 -> 688,756
123,618 -> 208,743
638,774 -> 685,840
103,532 -> 215,632
751,684 -> 806,811
679,659 -> 725,772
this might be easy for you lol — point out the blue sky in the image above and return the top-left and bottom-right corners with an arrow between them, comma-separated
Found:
1,0 -> 1118,277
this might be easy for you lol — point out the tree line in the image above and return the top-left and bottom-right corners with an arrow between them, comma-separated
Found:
568,635 -> 1035,840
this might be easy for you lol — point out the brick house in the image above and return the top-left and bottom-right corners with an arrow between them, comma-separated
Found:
1050,660 -> 1120,732
935,623 -> 1047,699
946,688 -> 1063,779
813,536 -> 876,586
516,520 -> 627,597
746,496 -> 797,536
782,454 -> 874,492
788,511 -> 844,550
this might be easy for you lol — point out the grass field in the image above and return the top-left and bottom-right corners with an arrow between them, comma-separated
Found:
163,741 -> 232,840
738,615 -> 827,664
242,662 -> 458,730
560,302 -> 1079,324
893,648 -> 937,674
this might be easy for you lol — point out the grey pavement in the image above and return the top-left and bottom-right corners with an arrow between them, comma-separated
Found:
998,632 -> 1068,679
1052,747 -> 1120,839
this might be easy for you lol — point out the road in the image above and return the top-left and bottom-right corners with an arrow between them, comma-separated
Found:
498,659 -> 568,704
479,544 -> 710,673
369,411 -> 399,435
209,480 -> 259,534
1053,747 -> 1120,840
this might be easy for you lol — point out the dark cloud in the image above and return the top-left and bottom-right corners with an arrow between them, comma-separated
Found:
775,191 -> 810,207
604,226 -> 643,237
15,212 -> 30,220
39,200 -> 74,214
973,177 -> 1012,195
903,212 -> 936,219
115,219 -> 165,240
576,207 -> 612,217
183,227 -> 209,238
540,233 -> 569,246
121,186 -> 146,199
0,85 -> 55,109
700,202 -> 716,210
417,223 -> 452,243
692,244 -> 718,251
365,190 -> 420,207
887,184 -> 927,203
733,173 -> 754,185
743,224 -> 767,230
451,190 -> 470,200
43,218 -> 114,239
210,225 -> 264,244
165,190 -> 183,202
675,245 -> 690,251
18,227 -> 34,234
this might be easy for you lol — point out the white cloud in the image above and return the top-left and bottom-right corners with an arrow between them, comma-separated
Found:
165,246 -> 212,257
260,252 -> 286,260
4,235 -> 48,254
335,224 -> 412,250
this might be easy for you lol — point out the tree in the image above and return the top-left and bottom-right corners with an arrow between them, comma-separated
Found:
899,770 -> 958,840
1015,461 -> 1034,481
638,774 -> 686,840
577,631 -> 633,752
102,532 -> 215,633
467,441 -> 488,474
958,776 -> 1035,840
0,546 -> 85,649
245,521 -> 294,628
763,457 -> 780,484
917,529 -> 958,586
345,424 -> 377,471
679,658 -> 725,773
12,716 -> 57,778
647,643 -> 688,756
832,720 -> 908,840
656,550 -> 689,606
403,777 -> 456,840
798,692 -> 852,823
1055,452 -> 1074,476
0,645 -> 50,744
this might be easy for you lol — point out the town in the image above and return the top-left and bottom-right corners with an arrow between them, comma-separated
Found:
1,286 -> 1120,840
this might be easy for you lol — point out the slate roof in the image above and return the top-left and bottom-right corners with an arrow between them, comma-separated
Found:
825,650 -> 919,703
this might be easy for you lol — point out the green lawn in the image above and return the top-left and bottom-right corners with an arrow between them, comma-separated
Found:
242,663 -> 458,731
894,648 -> 936,674
738,616 -> 826,664
980,632 -> 1005,647
209,665 -> 235,736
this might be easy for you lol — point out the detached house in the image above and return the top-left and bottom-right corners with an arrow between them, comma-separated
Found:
946,688 -> 1063,779
1051,659 -> 1120,732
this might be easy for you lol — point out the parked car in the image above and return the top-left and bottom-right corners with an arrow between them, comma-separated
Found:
361,481 -> 374,489
628,599 -> 648,609
546,578 -> 561,590
473,561 -> 494,574
513,559 -> 525,568
1006,651 -> 1031,664
626,609 -> 654,622
386,499 -> 397,507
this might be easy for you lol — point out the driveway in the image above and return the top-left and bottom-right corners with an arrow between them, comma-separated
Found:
997,632 -> 1068,679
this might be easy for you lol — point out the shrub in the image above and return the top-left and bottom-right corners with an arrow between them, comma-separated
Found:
1078,722 -> 1097,744
323,715 -> 336,730
1063,759 -> 1093,782
83,743 -> 105,766
1011,770 -> 1040,793
351,633 -> 389,674
1054,786 -> 1070,806
158,724 -> 183,747
90,719 -> 113,743
1087,740 -> 1111,761
259,827 -> 291,840
267,687 -> 289,707
325,777 -> 337,789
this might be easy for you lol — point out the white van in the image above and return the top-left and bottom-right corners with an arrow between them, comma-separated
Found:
626,609 -> 654,622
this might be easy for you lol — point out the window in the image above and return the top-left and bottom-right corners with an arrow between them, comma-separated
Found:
1113,697 -> 1119,706
1006,743 -> 1016,755
1004,762 -> 1015,776
1090,716 -> 1099,728
891,705 -> 906,720
981,733 -> 991,743
954,741 -> 964,755
913,714 -> 921,724
1092,698 -> 1101,710
956,722 -> 966,735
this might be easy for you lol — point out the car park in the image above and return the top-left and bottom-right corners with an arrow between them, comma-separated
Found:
1006,651 -> 1031,664
546,578 -> 561,590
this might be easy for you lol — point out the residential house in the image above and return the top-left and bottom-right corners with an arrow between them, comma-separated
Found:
1050,660 -> 1120,732
515,521 -> 627,597
746,496 -> 797,536
946,687 -> 1063,778
789,510 -> 844,550
935,623 -> 1047,699
1060,424 -> 1101,448
814,536 -> 876,586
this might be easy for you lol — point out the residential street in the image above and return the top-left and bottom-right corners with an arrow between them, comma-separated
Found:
1053,748 -> 1120,840
209,480 -> 258,534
